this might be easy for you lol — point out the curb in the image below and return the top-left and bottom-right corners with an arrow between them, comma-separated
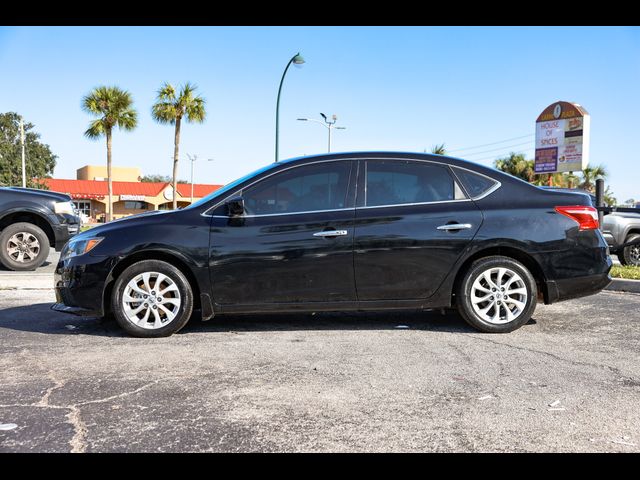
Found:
605,278 -> 640,294
0,273 -> 53,290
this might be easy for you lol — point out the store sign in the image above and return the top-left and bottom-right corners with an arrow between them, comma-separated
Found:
534,101 -> 590,174
120,194 -> 146,201
163,186 -> 174,201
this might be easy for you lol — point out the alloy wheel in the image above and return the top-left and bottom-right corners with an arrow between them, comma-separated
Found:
630,244 -> 640,265
122,271 -> 182,329
470,267 -> 528,325
7,232 -> 40,263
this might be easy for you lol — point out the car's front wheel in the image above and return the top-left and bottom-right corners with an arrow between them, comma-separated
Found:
111,260 -> 194,337
456,256 -> 537,333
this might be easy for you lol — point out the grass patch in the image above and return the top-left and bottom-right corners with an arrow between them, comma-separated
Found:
80,224 -> 95,232
611,265 -> 640,280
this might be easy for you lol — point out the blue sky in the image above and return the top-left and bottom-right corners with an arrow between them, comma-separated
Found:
1,26 -> 639,200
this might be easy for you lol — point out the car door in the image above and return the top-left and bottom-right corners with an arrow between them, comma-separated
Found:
208,160 -> 357,308
354,158 -> 483,301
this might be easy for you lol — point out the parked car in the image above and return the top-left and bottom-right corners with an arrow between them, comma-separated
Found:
52,152 -> 612,337
602,212 -> 640,266
0,187 -> 81,271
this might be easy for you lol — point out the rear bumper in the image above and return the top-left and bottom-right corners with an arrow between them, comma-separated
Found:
544,267 -> 612,304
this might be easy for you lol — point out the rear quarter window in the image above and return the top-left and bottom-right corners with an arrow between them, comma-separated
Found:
452,167 -> 499,199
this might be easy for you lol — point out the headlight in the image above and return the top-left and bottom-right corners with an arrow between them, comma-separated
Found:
54,201 -> 75,215
61,237 -> 103,260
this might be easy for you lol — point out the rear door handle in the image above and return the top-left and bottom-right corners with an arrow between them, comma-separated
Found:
437,223 -> 472,231
313,230 -> 348,237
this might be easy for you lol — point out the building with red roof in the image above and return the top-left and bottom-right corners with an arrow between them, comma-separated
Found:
43,165 -> 222,222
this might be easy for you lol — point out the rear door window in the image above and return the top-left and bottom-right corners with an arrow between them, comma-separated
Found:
365,160 -> 465,207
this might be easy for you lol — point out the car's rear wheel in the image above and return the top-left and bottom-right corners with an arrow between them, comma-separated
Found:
0,222 -> 50,271
111,260 -> 194,337
456,256 -> 537,333
619,233 -> 640,267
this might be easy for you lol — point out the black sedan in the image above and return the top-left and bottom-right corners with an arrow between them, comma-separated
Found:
52,152 -> 612,337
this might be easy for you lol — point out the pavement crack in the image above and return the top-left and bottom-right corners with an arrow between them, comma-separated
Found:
35,377 -> 66,407
468,334 -> 639,382
66,406 -> 88,453
76,381 -> 158,407
1,378 -> 158,453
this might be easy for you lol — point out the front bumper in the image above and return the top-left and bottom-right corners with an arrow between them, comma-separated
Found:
52,222 -> 81,251
52,253 -> 117,317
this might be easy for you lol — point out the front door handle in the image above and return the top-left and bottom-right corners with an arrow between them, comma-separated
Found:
436,223 -> 472,231
313,230 -> 348,238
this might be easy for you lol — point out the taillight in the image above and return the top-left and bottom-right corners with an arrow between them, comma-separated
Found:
554,205 -> 599,230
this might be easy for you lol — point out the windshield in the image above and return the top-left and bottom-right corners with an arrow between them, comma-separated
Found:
186,162 -> 279,210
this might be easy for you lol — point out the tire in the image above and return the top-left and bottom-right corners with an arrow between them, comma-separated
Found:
0,222 -> 50,271
619,234 -> 640,267
456,256 -> 537,333
111,260 -> 194,338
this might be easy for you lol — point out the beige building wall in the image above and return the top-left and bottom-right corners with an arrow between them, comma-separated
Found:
77,165 -> 142,182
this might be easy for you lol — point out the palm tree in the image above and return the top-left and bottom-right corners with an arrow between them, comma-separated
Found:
494,152 -> 535,183
579,164 -> 608,193
430,143 -> 447,155
151,83 -> 206,210
82,86 -> 137,222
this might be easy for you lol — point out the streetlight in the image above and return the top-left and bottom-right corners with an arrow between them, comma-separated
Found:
187,154 -> 214,204
275,52 -> 305,162
297,113 -> 346,152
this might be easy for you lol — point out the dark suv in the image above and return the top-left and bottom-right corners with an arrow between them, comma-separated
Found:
0,187 -> 81,271
52,152 -> 612,337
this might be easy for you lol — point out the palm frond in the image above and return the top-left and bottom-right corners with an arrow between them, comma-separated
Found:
151,102 -> 178,124
82,85 -> 138,138
84,119 -> 106,139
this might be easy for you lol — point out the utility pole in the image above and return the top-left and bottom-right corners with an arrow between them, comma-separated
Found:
297,113 -> 346,153
19,118 -> 26,188
187,154 -> 214,204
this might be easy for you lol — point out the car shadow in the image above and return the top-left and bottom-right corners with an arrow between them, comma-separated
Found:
0,302 -> 532,337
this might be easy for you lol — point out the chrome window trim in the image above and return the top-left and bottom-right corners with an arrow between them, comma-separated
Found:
208,207 -> 355,219
357,198 -> 472,211
201,155 -> 501,218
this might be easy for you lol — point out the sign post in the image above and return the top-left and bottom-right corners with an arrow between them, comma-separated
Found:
534,101 -> 590,182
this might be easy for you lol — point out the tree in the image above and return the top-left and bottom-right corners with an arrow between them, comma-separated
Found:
494,152 -> 535,183
430,143 -> 447,155
603,186 -> 617,207
141,174 -> 188,184
578,164 -> 608,193
82,86 -> 137,222
0,112 -> 57,188
151,83 -> 206,210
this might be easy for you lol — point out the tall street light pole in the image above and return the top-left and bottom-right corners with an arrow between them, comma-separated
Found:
275,52 -> 305,162
297,113 -> 346,153
187,154 -> 214,204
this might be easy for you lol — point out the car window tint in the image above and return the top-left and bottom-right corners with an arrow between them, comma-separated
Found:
452,167 -> 498,198
243,161 -> 351,215
365,160 -> 459,207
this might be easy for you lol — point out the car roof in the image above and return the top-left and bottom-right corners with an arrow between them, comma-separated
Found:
278,151 -> 502,176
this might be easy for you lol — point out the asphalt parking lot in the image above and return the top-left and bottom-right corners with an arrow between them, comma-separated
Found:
0,264 -> 638,452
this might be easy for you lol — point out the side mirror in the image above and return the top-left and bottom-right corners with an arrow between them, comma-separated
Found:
226,196 -> 244,217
